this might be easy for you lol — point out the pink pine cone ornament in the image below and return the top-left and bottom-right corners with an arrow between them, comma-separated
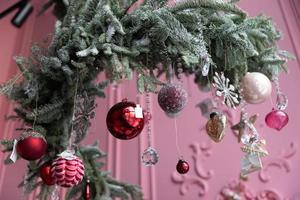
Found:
51,151 -> 85,187
158,83 -> 188,117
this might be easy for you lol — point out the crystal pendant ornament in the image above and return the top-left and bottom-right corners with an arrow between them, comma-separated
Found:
265,108 -> 289,131
240,131 -> 268,177
106,99 -> 145,140
241,153 -> 262,177
141,147 -> 159,166
276,93 -> 288,110
206,112 -> 227,143
176,159 -> 189,174
201,54 -> 210,76
158,83 -> 188,117
240,72 -> 272,104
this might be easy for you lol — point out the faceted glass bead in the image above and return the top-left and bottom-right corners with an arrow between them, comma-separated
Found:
276,93 -> 288,110
141,147 -> 159,166
202,62 -> 210,76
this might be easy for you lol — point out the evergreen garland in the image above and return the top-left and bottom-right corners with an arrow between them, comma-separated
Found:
0,0 -> 294,199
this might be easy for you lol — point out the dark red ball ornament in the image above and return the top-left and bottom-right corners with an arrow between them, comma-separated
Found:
176,159 -> 190,174
106,99 -> 145,140
16,130 -> 47,160
40,162 -> 56,185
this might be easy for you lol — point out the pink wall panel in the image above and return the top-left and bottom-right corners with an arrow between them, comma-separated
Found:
0,0 -> 299,199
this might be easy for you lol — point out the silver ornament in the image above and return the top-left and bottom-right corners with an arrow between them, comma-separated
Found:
212,72 -> 239,108
141,147 -> 159,166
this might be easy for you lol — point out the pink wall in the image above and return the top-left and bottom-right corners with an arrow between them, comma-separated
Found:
0,0 -> 299,199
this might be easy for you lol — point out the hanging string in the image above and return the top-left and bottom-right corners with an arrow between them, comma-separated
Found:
174,118 -> 183,159
32,92 -> 39,130
145,93 -> 152,147
50,185 -> 60,200
67,76 -> 79,150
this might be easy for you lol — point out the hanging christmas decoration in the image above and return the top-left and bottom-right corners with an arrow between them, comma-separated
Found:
16,130 -> 47,161
141,93 -> 159,166
157,83 -> 188,117
265,76 -> 289,131
40,162 -> 56,185
51,151 -> 84,188
265,109 -> 289,131
142,147 -> 159,167
241,72 -> 272,104
212,72 -> 239,108
176,159 -> 190,174
106,99 -> 145,140
206,112 -> 227,143
240,135 -> 268,177
232,113 -> 258,143
201,54 -> 211,76
0,0 -> 295,197
84,180 -> 92,200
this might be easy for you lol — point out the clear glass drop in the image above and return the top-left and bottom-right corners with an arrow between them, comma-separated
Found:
201,61 -> 210,76
141,147 -> 159,166
276,93 -> 288,110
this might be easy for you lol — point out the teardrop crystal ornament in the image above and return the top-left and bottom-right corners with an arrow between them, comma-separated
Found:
202,62 -> 210,76
141,147 -> 159,166
276,93 -> 288,110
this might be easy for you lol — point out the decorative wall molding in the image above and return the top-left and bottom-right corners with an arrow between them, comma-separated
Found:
290,0 -> 300,30
259,142 -> 296,183
277,0 -> 300,67
171,142 -> 213,197
217,180 -> 283,200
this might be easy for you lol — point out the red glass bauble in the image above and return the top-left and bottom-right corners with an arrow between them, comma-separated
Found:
16,130 -> 47,161
84,180 -> 92,200
51,151 -> 85,187
176,159 -> 189,174
106,100 -> 145,140
40,162 -> 56,185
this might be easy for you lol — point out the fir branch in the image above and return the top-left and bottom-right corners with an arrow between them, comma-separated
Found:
25,99 -> 65,123
170,0 -> 247,18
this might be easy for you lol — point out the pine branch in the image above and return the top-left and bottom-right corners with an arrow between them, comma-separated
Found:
170,0 -> 247,18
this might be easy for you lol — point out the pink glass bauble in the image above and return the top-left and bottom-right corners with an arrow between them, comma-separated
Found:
265,109 -> 289,131
241,72 -> 272,104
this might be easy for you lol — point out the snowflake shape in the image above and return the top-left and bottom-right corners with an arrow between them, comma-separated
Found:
212,72 -> 239,108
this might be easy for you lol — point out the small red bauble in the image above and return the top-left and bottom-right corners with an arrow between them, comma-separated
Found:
51,151 -> 85,187
84,180 -> 92,200
106,99 -> 145,140
265,109 -> 289,131
16,130 -> 47,160
176,159 -> 189,174
158,83 -> 188,117
40,162 -> 56,185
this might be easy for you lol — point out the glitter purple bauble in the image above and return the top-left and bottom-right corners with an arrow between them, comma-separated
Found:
157,83 -> 188,117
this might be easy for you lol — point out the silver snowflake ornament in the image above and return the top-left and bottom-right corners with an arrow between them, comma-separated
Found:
212,72 -> 239,108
